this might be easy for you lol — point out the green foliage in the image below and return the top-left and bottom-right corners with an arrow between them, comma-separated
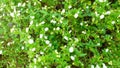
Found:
0,0 -> 120,68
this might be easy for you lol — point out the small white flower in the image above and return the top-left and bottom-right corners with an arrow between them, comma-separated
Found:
111,21 -> 115,24
50,19 -> 56,24
0,50 -> 2,54
97,43 -> 100,46
30,16 -> 35,19
64,36 -> 68,41
36,54 -> 39,58
69,30 -> 72,33
41,21 -> 45,25
44,36 -> 48,39
40,51 -> 44,55
105,11 -> 111,15
18,3 -> 22,7
105,49 -> 109,52
68,5 -> 72,9
99,0 -> 106,2
82,31 -> 86,34
10,28 -> 15,33
48,43 -> 52,47
10,12 -> 14,17
61,9 -> 65,14
26,27 -> 29,32
31,48 -> 36,51
80,22 -> 83,26
103,63 -> 107,68
70,56 -> 75,60
65,66 -> 71,68
45,40 -> 50,44
69,47 -> 74,53
44,27 -> 49,31
95,12 -> 99,17
100,14 -> 104,19
96,64 -> 100,68
21,46 -> 24,50
56,27 -> 60,30
39,34 -> 43,38
91,65 -> 94,68
30,20 -> 33,26
22,3 -> 26,7
33,58 -> 37,63
28,39 -> 34,44
74,13 -> 78,18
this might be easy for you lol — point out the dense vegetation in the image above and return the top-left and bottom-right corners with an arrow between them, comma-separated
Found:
0,0 -> 120,68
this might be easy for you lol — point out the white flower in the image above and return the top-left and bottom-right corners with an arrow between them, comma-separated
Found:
36,54 -> 39,58
10,12 -> 14,17
10,27 -> 15,33
105,11 -> 111,15
21,46 -> 24,50
22,3 -> 26,7
41,21 -> 45,25
0,50 -> 2,54
111,21 -> 115,24
70,56 -> 75,60
74,13 -> 78,18
50,19 -> 56,24
26,27 -> 29,32
82,31 -> 86,34
68,5 -> 72,9
95,64 -> 100,68
44,27 -> 49,31
31,48 -> 36,51
64,36 -> 68,41
44,36 -> 48,39
45,40 -> 50,44
30,16 -> 35,19
56,27 -> 60,30
61,9 -> 65,14
80,22 -> 83,26
91,65 -> 94,68
105,49 -> 109,52
33,58 -> 37,63
65,66 -> 71,68
97,43 -> 100,46
100,14 -> 104,19
28,39 -> 34,44
69,47 -> 74,53
95,12 -> 99,17
48,43 -> 52,47
40,51 -> 44,55
103,63 -> 107,68
39,34 -> 43,38
99,0 -> 106,2
18,3 -> 22,7
30,20 -> 33,26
